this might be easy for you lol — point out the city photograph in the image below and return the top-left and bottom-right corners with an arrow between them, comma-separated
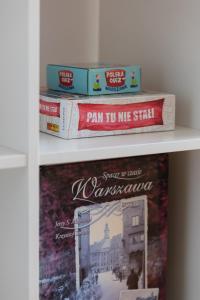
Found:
75,196 -> 147,300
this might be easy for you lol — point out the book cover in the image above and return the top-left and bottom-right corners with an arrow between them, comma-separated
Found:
40,154 -> 168,300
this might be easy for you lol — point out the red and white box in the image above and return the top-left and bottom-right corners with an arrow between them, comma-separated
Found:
40,90 -> 175,139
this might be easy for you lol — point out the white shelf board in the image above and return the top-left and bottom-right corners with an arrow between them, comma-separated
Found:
0,146 -> 26,169
40,126 -> 200,165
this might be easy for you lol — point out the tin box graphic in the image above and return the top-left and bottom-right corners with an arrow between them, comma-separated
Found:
59,70 -> 74,89
40,154 -> 169,300
105,69 -> 127,90
40,90 -> 175,139
47,63 -> 141,95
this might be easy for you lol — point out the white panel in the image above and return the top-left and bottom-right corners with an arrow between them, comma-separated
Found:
0,146 -> 26,169
0,0 -> 39,299
0,0 -> 29,152
40,127 -> 200,165
0,169 -> 29,300
28,0 -> 40,298
40,0 -> 100,85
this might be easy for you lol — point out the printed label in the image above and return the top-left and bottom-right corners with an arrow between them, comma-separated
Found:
47,123 -> 60,133
78,99 -> 164,131
105,69 -> 127,91
58,70 -> 74,89
40,99 -> 60,117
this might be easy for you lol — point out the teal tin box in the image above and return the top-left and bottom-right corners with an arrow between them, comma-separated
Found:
47,63 -> 141,95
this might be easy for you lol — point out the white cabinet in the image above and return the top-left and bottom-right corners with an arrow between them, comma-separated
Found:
0,0 -> 200,299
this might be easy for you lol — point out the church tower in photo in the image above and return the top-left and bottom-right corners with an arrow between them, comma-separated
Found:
104,223 -> 110,240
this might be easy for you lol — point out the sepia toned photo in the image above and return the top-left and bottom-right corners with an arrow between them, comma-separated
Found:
119,288 -> 159,300
75,196 -> 148,300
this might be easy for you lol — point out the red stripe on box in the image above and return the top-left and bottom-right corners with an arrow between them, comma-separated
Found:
78,99 -> 164,131
40,99 -> 60,117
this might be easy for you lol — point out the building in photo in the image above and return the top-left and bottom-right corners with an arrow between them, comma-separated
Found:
122,199 -> 145,281
90,223 -> 123,273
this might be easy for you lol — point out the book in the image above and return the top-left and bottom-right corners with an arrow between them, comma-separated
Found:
40,154 -> 168,300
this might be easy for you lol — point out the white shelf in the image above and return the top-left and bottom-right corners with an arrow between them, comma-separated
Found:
0,146 -> 26,169
40,126 -> 200,165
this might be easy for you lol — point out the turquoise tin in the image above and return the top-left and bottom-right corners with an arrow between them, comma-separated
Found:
47,63 -> 141,95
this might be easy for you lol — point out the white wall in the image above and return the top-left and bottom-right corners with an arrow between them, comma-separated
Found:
40,0 -> 100,85
99,1 -> 200,300
100,0 -> 200,128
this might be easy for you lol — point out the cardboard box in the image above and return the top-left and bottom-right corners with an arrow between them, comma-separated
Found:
47,63 -> 141,95
40,90 -> 175,139
40,154 -> 169,300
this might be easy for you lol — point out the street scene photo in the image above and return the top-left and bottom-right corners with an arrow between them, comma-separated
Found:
75,196 -> 147,300
119,288 -> 159,300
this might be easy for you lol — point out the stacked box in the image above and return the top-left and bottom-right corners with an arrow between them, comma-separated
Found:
40,154 -> 169,300
40,90 -> 175,139
47,63 -> 141,95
